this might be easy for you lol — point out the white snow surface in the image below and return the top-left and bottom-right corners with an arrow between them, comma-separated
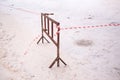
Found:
0,0 -> 120,80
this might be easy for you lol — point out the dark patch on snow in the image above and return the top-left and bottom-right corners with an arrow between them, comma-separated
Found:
10,4 -> 14,7
88,17 -> 92,19
110,22 -> 119,24
114,67 -> 120,71
67,17 -> 70,19
84,15 -> 94,20
75,30 -> 80,33
75,39 -> 93,47
0,22 -> 3,26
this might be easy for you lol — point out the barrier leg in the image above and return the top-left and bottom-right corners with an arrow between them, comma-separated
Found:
49,57 -> 58,68
49,57 -> 67,68
37,35 -> 50,44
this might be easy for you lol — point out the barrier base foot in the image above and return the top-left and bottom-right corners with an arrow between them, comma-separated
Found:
49,57 -> 67,68
37,35 -> 50,44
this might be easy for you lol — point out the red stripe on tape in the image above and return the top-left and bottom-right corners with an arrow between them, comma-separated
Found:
74,27 -> 77,29
87,26 -> 90,28
96,25 -> 99,27
69,27 -> 73,29
83,26 -> 86,28
78,27 -> 81,28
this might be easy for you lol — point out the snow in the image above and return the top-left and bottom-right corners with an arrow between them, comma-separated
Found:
0,0 -> 120,80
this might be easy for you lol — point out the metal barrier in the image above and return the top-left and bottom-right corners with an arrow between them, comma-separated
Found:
37,13 -> 67,68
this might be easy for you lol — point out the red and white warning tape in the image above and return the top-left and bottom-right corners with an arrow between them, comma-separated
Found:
0,3 -> 40,15
23,34 -> 41,55
60,23 -> 120,31
53,23 -> 120,35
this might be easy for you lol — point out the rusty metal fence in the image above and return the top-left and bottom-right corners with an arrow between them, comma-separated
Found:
37,13 -> 67,68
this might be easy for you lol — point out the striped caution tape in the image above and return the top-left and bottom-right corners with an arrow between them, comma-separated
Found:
53,23 -> 120,35
0,3 -> 40,15
60,23 -> 120,30
23,34 -> 41,55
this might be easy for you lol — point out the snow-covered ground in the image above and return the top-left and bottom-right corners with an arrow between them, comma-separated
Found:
0,0 -> 120,80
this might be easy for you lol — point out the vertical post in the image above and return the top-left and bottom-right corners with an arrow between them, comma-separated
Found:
41,13 -> 44,43
57,23 -> 60,67
51,22 -> 53,38
44,15 -> 46,30
47,18 -> 49,34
